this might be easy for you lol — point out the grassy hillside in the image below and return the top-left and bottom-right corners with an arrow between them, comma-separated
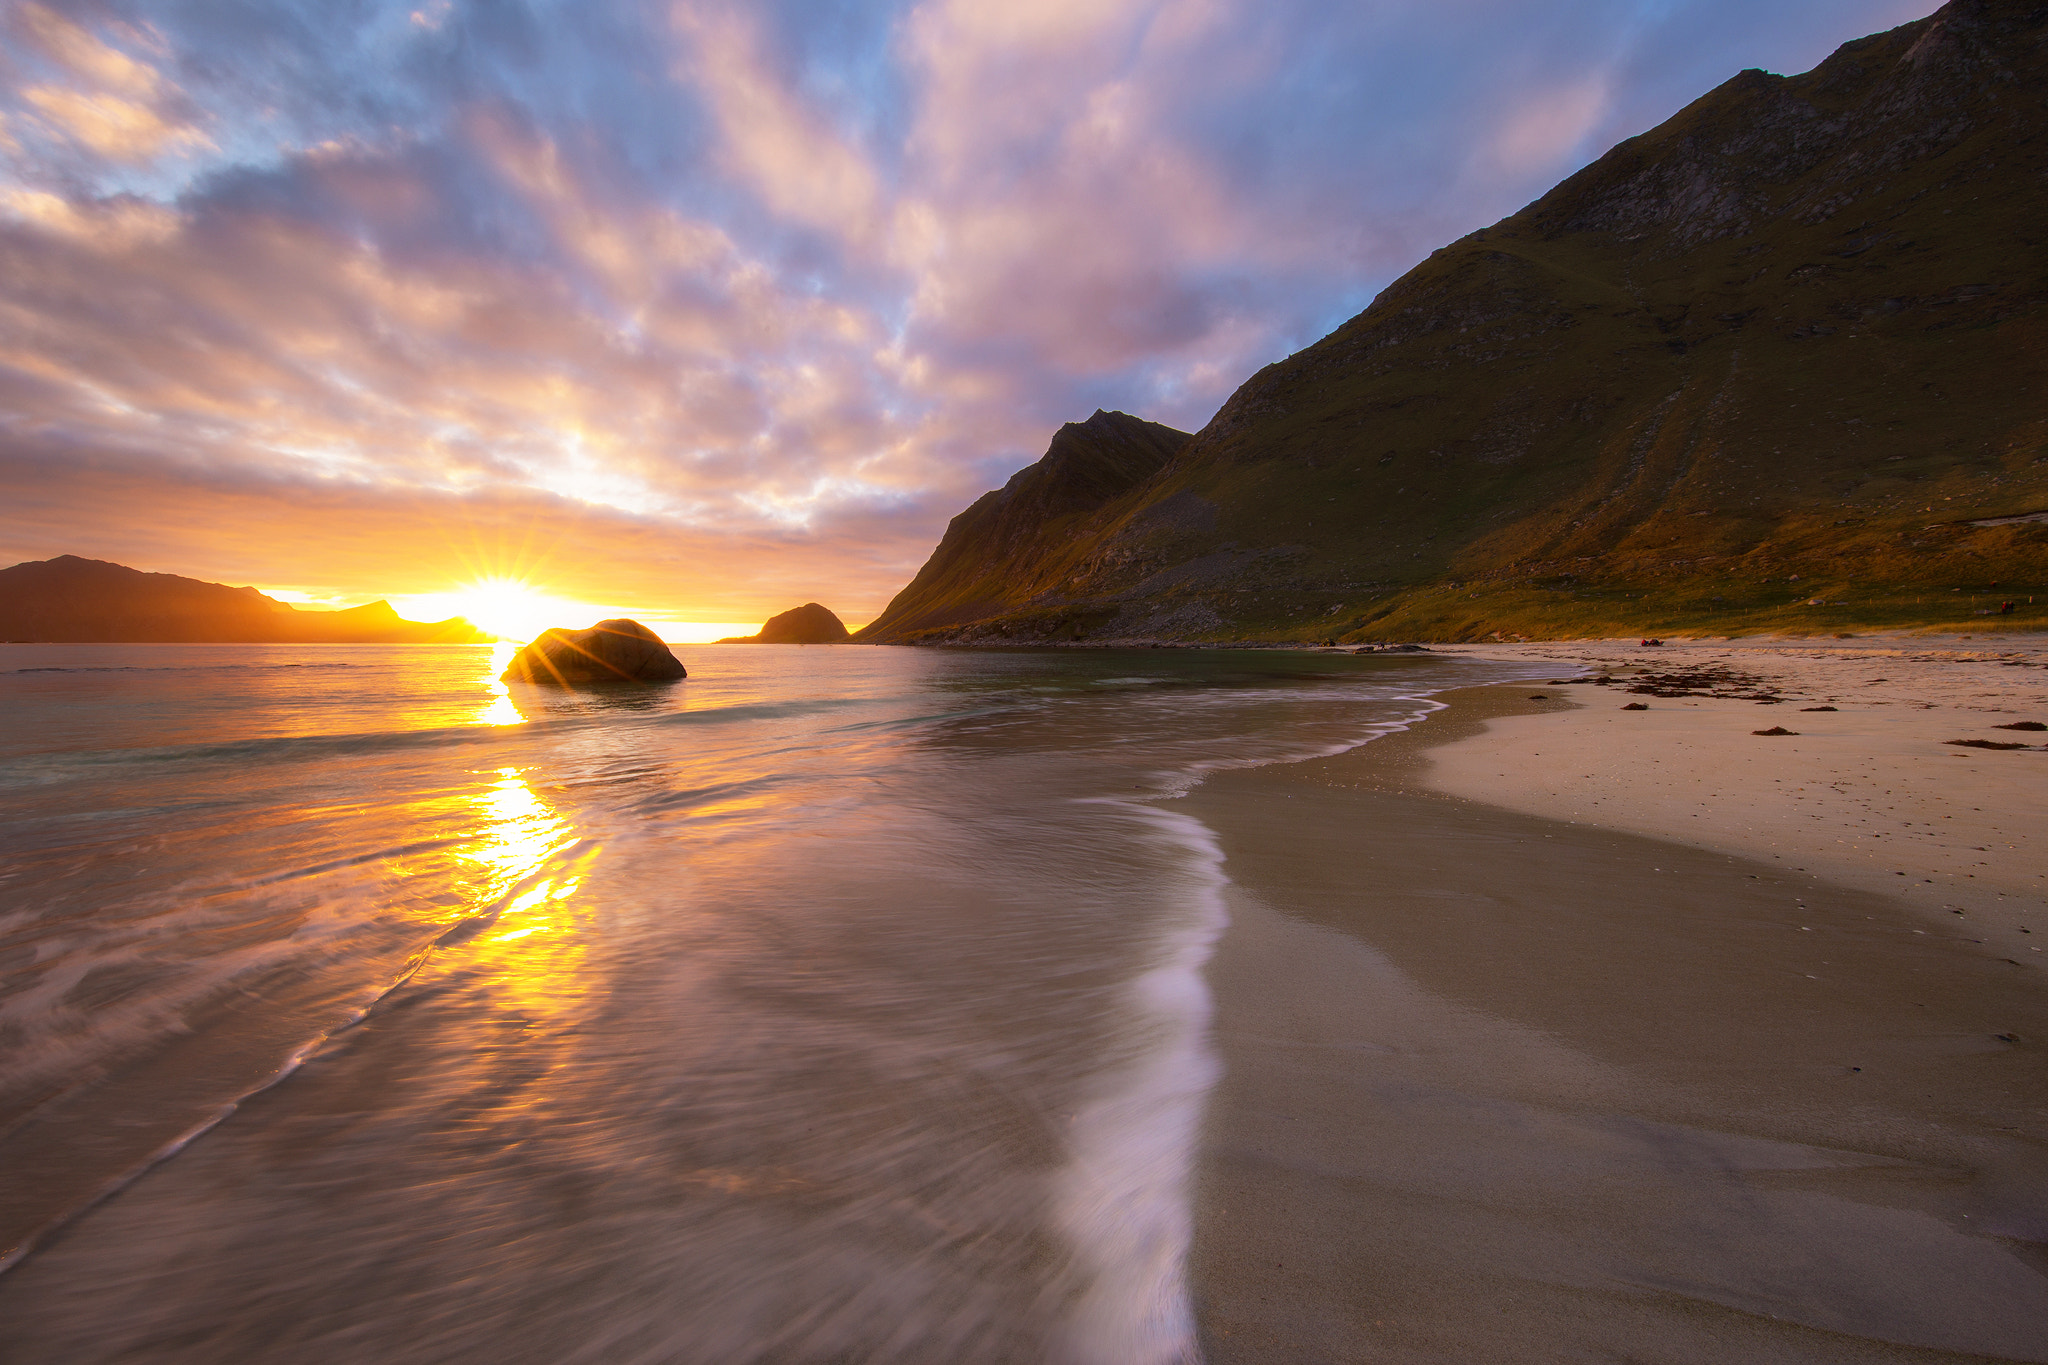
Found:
866,0 -> 2048,644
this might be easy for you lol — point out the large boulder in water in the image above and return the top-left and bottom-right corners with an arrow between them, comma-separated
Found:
501,618 -> 687,683
717,603 -> 851,644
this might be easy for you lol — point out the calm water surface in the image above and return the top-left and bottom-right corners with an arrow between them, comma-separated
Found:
0,642 -> 1533,1364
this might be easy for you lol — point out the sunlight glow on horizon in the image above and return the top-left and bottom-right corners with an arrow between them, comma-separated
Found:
390,579 -> 788,644
395,578 -> 605,643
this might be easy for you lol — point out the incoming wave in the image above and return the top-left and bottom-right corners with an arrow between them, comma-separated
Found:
1052,799 -> 1228,1365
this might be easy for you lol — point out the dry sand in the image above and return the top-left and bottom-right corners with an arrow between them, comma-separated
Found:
1185,635 -> 2048,1363
1429,633 -> 2048,947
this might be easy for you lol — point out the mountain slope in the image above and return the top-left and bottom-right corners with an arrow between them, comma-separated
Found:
0,556 -> 487,643
867,0 -> 2048,644
853,410 -> 1192,639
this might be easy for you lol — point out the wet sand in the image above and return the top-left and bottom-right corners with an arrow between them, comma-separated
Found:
1185,679 -> 2048,1363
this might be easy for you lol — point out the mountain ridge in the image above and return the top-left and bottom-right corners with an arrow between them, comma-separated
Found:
0,556 -> 488,643
862,0 -> 2048,644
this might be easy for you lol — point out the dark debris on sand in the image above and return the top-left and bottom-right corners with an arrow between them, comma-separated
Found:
1552,664 -> 1795,704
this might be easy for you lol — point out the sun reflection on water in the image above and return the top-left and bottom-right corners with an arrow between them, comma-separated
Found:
472,767 -> 571,887
454,767 -> 595,1017
486,874 -> 583,943
477,642 -> 523,726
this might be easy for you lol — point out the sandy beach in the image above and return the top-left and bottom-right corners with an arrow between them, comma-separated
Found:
1429,634 -> 2048,941
1186,634 -> 2048,1363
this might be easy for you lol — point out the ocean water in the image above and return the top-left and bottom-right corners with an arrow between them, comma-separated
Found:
0,642 -> 1532,1364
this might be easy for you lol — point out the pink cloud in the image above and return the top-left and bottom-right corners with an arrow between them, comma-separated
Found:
8,4 -> 211,163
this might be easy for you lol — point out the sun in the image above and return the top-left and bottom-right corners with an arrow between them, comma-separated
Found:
450,579 -> 559,640
397,578 -> 598,643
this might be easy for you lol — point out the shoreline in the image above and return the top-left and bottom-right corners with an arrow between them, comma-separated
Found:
1181,665 -> 2048,1362
855,627 -> 2048,650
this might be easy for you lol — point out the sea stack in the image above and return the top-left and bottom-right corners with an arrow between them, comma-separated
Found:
501,618 -> 687,683
718,603 -> 851,644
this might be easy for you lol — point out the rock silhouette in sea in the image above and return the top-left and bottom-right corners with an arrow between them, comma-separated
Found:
718,603 -> 851,644
502,619 -> 687,683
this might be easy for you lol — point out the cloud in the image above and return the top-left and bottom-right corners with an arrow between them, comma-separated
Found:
0,435 -> 941,620
20,83 -> 208,160
672,4 -> 887,245
1484,77 -> 1615,174
15,3 -> 164,97
0,0 -> 1942,620
8,4 -> 212,162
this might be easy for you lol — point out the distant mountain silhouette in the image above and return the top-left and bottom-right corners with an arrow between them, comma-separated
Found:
860,0 -> 2048,643
0,556 -> 488,643
718,603 -> 852,643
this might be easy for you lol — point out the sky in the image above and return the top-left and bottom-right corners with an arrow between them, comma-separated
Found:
0,0 -> 1938,637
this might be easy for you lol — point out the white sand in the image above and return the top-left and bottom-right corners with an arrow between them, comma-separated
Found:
1423,633 -> 2048,949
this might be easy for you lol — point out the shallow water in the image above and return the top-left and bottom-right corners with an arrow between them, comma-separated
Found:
0,642 -> 1532,1363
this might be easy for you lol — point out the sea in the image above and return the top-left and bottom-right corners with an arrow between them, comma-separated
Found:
0,641 -> 1536,1364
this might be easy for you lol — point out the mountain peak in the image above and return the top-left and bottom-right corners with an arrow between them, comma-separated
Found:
852,412 -> 1191,640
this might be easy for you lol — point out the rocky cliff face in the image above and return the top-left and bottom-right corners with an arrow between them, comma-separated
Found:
0,556 -> 488,643
866,0 -> 2048,644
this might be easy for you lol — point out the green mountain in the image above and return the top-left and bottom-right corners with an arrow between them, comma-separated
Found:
859,0 -> 2048,645
0,556 -> 489,643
